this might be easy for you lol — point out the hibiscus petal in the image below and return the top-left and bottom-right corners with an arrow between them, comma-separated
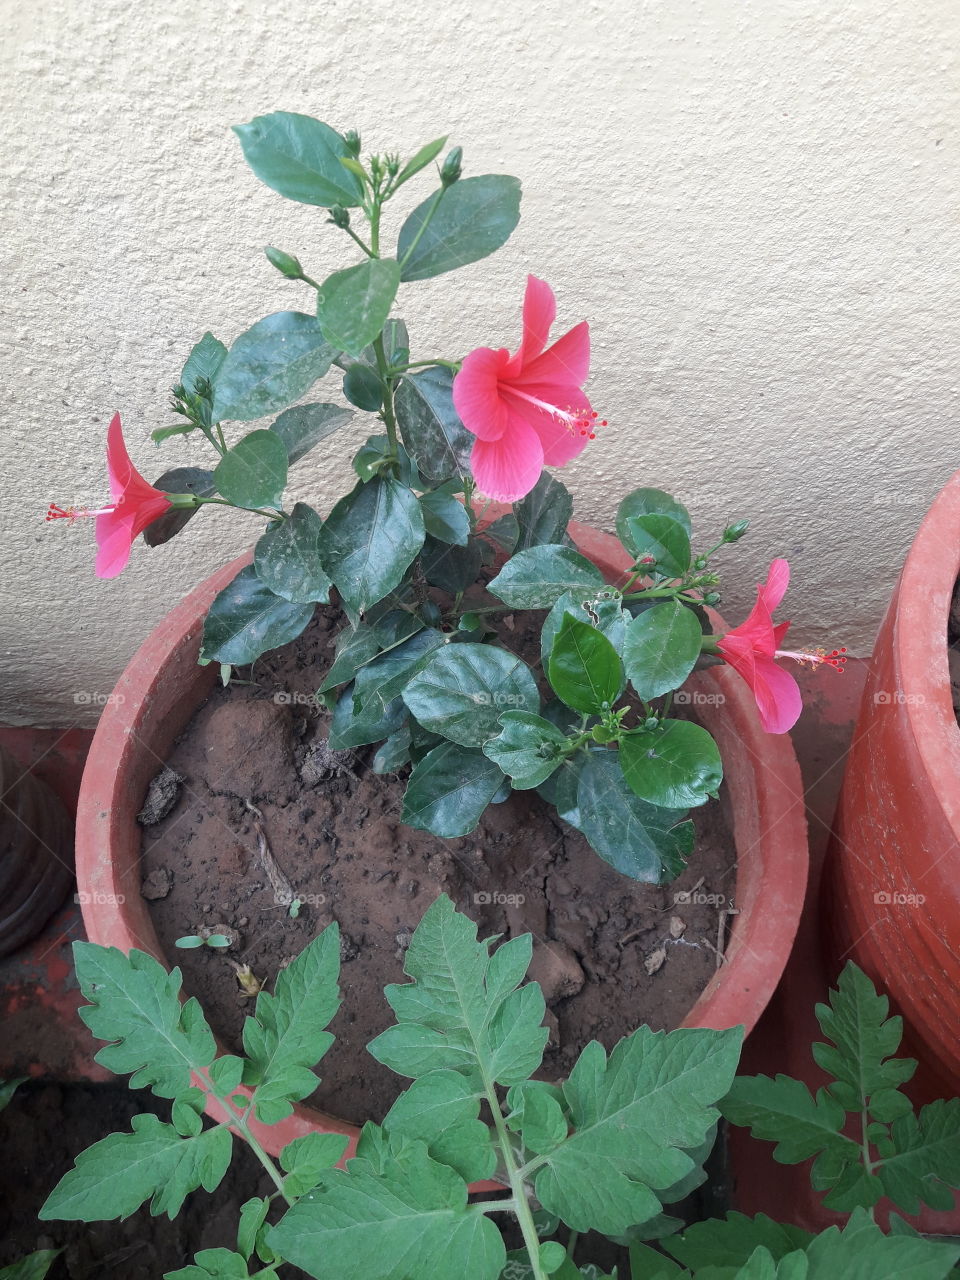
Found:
94,510 -> 137,579
470,417 -> 544,503
504,275 -> 557,377
105,412 -> 135,500
750,657 -> 803,734
452,347 -> 510,442
760,558 -> 790,613
511,385 -> 593,467
512,320 -> 590,389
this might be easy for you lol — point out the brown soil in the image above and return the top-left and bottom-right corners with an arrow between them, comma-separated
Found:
140,605 -> 738,1126
0,1081 -> 311,1279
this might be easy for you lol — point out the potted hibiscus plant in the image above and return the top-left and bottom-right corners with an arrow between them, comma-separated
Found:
55,111 -> 825,1147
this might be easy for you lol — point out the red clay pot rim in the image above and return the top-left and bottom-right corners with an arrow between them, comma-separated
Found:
76,519 -> 809,1161
890,469 -> 960,832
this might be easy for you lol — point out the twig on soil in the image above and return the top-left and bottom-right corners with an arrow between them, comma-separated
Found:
244,799 -> 296,908
710,902 -> 741,970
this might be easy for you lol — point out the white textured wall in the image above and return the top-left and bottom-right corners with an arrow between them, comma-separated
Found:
2,0 -> 958,724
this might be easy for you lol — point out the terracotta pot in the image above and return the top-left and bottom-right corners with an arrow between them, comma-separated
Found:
0,743 -> 74,958
826,469 -> 960,1097
76,521 -> 809,1160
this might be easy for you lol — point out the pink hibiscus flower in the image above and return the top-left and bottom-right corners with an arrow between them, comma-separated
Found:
716,559 -> 846,734
46,413 -> 173,579
452,275 -> 603,502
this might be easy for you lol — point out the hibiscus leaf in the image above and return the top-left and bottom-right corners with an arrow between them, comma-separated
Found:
316,258 -> 402,356
67,943 -> 216,1098
541,589 -> 628,667
421,534 -> 485,593
616,488 -> 692,544
515,472 -> 574,550
403,643 -> 539,746
318,476 -> 425,615
625,514 -> 692,578
268,1136 -> 506,1280
397,174 -> 522,282
623,601 -> 703,700
241,924 -> 341,1125
488,545 -> 606,609
180,332 -> 228,397
143,466 -> 216,547
620,720 -> 723,809
270,402 -> 352,465
214,430 -> 288,510
547,613 -> 625,715
400,742 -> 505,838
233,112 -> 364,208
40,1113 -> 231,1222
419,485 -> 471,546
212,312 -> 337,423
200,566 -> 315,666
482,710 -> 570,790
318,623 -> 381,692
576,751 -> 695,883
254,503 -> 331,603
394,366 -> 473,485
532,1024 -> 742,1236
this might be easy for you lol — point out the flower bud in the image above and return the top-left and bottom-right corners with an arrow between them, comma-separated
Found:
344,129 -> 361,158
722,519 -> 749,543
440,146 -> 463,187
703,591 -> 722,606
328,205 -> 351,230
264,247 -> 304,280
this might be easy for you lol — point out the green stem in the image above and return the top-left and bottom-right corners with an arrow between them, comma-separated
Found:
566,1229 -> 579,1261
474,1197 -> 518,1214
215,424 -> 228,453
397,187 -> 447,270
195,1067 -> 292,1206
193,496 -> 285,521
342,226 -> 375,258
391,358 -> 462,374
482,1071 -> 548,1280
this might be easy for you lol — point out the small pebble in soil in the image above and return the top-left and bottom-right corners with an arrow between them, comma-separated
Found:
137,767 -> 182,826
140,866 -> 173,900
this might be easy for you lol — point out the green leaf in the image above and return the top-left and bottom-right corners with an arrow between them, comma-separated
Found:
318,623 -> 381,692
401,742 -> 505,838
623,602 -> 703,700
878,1100 -> 960,1213
488,545 -> 606,610
268,1137 -> 506,1280
403,643 -> 539,746
328,680 -> 405,750
0,1077 -> 25,1111
397,174 -> 522,281
617,489 -> 692,545
214,430 -> 288,509
395,366 -> 473,485
353,434 -> 418,485
200,565 -> 314,666
69,943 -> 216,1097
368,896 -> 547,1086
541,589 -> 628,668
233,112 -> 363,207
576,751 -> 695,882
382,1070 -> 496,1183
143,466 -> 216,547
166,1247 -> 265,1280
316,258 -> 402,356
664,1214 -> 814,1271
533,1024 -> 743,1236
0,1249 -> 61,1280
800,1206 -> 960,1279
396,135 -> 448,185
319,477 -> 425,615
212,312 -> 336,423
482,711 -> 570,789
515,473 -> 574,550
620,720 -> 723,809
237,1197 -> 270,1262
812,963 -> 916,1112
254,503 -> 331,603
719,1073 -> 861,1186
548,613 -> 625,715
482,512 -> 520,555
421,534 -> 484,594
342,362 -> 384,411
280,1132 -> 350,1197
372,725 -> 413,774
419,486 -> 471,546
270,402 -> 352,464
352,628 -> 448,716
40,1113 -> 231,1221
241,924 -> 341,1125
181,331 -> 228,396
506,1080 -> 569,1155
625,514 -> 692,578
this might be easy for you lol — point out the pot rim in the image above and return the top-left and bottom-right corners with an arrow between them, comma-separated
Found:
76,519 -> 809,1159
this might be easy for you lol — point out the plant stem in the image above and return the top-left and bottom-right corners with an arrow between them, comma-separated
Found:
341,226 -> 375,258
391,358 -> 462,374
215,425 -> 228,453
482,1070 -> 548,1280
566,1229 -> 579,1261
474,1197 -> 518,1214
195,1067 -> 292,1206
397,187 -> 446,270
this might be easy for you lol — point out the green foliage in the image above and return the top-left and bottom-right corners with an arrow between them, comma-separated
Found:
623,602 -> 703,701
143,466 -> 216,547
548,613 -> 625,715
394,366 -> 473,485
316,258 -> 402,356
721,962 -> 960,1214
402,643 -> 539,747
200,565 -> 315,666
211,312 -> 336,423
397,174 -> 522,281
254,502 -> 331,603
488,545 -> 607,609
318,477 -> 425,615
269,402 -> 351,464
401,741 -> 506,837
515,472 -> 574,550
0,1251 -> 61,1280
620,720 -> 723,809
233,111 -> 364,207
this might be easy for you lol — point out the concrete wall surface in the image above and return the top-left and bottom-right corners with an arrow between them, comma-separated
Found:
2,0 -> 958,724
